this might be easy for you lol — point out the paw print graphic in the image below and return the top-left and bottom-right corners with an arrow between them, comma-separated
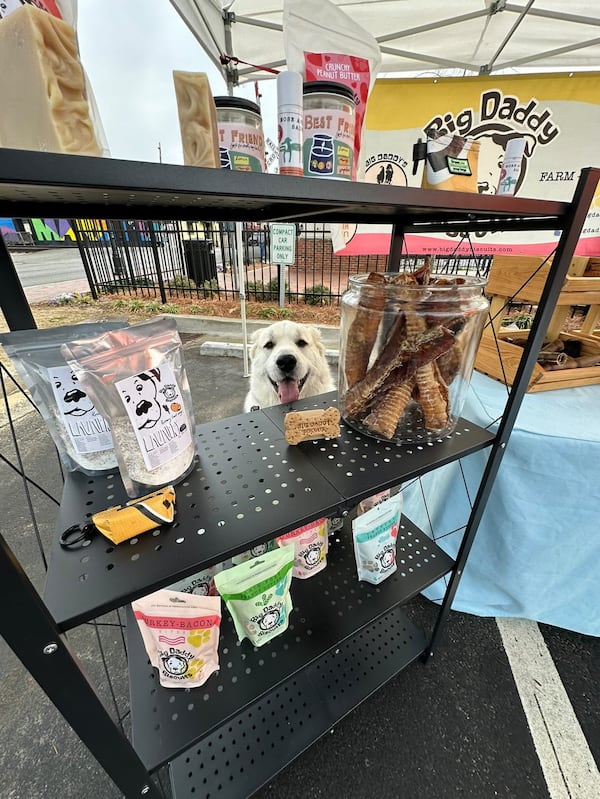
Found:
187,657 -> 205,679
188,629 -> 212,647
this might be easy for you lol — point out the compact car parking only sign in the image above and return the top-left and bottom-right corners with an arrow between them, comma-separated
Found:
269,223 -> 296,265
269,223 -> 296,306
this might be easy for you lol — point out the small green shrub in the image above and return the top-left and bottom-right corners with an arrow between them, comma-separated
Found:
189,305 -> 203,314
304,284 -> 333,306
161,303 -> 179,314
200,278 -> 219,297
257,306 -> 292,320
246,278 -> 289,302
166,275 -> 196,289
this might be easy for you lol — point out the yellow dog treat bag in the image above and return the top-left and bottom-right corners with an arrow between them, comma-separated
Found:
132,589 -> 221,688
421,130 -> 480,193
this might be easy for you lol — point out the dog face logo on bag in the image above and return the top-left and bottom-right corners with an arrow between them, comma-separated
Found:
54,369 -> 95,417
251,604 -> 283,633
375,544 -> 396,572
161,651 -> 189,677
424,88 -> 561,195
300,543 -> 322,570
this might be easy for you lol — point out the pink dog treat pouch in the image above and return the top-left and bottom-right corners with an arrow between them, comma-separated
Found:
276,517 -> 328,579
352,494 -> 403,585
214,545 -> 294,648
132,590 -> 221,688
61,317 -> 196,497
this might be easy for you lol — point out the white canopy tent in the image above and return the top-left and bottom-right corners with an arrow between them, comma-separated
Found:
171,0 -> 600,87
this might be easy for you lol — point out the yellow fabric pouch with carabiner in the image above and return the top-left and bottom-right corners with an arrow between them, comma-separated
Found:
92,485 -> 176,544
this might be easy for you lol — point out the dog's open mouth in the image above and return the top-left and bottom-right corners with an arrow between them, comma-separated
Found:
271,373 -> 308,404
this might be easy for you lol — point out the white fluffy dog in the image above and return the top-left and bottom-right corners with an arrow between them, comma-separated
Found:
244,320 -> 335,411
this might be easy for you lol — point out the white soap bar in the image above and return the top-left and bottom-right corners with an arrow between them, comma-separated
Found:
173,71 -> 220,168
0,4 -> 100,155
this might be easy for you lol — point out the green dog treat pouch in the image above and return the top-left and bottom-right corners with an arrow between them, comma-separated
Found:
214,544 -> 295,647
352,494 -> 403,585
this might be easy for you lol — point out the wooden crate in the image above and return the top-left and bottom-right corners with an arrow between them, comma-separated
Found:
475,255 -> 600,391
476,331 -> 600,392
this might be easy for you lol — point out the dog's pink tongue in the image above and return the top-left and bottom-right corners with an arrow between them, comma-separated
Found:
278,379 -> 300,404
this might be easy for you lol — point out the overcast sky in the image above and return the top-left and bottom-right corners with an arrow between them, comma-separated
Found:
77,0 -> 277,165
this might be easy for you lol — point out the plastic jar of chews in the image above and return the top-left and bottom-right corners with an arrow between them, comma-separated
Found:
214,96 -> 266,172
303,81 -> 355,180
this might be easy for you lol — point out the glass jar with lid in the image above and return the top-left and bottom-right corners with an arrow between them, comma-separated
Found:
214,96 -> 266,172
303,81 -> 355,180
338,269 -> 489,443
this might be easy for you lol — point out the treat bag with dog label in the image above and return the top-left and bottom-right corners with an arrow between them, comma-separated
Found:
214,545 -> 294,647
62,317 -> 196,497
352,493 -> 403,585
132,589 -> 221,688
276,518 -> 328,579
422,130 -> 479,193
167,563 -> 222,596
231,538 -> 279,566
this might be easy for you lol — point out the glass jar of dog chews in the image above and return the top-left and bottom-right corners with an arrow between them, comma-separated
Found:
338,270 -> 489,444
214,96 -> 266,172
303,81 -> 355,180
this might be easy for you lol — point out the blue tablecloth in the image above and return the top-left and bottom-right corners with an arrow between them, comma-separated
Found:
403,371 -> 600,636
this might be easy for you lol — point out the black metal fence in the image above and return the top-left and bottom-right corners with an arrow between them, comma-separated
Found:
9,218 -> 493,305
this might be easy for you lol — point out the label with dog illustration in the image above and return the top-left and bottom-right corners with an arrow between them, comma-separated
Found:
48,364 -> 113,454
115,361 -> 192,471
214,544 -> 295,647
276,517 -> 328,579
352,494 -> 402,585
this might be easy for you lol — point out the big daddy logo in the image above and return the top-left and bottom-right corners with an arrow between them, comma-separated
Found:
424,89 -> 561,195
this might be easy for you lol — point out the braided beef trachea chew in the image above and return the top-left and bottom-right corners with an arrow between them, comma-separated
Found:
405,310 -> 450,431
344,272 -> 386,387
344,325 -> 455,419
363,377 -> 416,439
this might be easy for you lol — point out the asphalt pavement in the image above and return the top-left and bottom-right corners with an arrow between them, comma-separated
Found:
0,259 -> 598,799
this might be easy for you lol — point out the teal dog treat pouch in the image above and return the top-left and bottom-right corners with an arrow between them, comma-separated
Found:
352,494 -> 403,585
214,545 -> 294,647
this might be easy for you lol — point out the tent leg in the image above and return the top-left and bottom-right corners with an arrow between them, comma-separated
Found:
235,222 -> 250,378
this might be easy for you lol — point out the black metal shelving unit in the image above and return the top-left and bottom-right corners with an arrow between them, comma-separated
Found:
0,148 -> 598,799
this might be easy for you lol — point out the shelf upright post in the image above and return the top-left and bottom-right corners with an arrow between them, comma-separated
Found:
426,166 -> 600,659
0,532 -> 164,799
0,232 -> 36,330
387,223 -> 405,271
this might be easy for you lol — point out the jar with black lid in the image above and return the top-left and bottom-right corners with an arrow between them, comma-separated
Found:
303,81 -> 355,180
214,96 -> 266,172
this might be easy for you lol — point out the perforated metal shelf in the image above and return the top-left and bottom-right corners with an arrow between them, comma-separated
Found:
167,606 -> 426,799
45,399 -> 492,630
126,516 -> 450,772
45,412 -> 343,630
263,393 -> 495,505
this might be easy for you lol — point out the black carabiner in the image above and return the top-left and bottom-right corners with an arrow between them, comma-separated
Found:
59,522 -> 96,550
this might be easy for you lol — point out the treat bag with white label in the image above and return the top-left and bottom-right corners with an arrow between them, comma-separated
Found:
61,317 -> 197,497
276,518 -> 328,579
132,589 -> 221,689
352,493 -> 403,585
421,130 -> 480,193
0,322 -> 125,475
214,545 -> 295,648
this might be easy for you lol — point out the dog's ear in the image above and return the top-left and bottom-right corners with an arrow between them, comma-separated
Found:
308,326 -> 325,355
248,329 -> 262,360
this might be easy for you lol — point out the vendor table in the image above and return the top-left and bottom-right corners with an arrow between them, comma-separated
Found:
403,371 -> 600,636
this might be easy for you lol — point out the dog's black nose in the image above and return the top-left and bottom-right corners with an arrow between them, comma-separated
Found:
276,354 -> 297,374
